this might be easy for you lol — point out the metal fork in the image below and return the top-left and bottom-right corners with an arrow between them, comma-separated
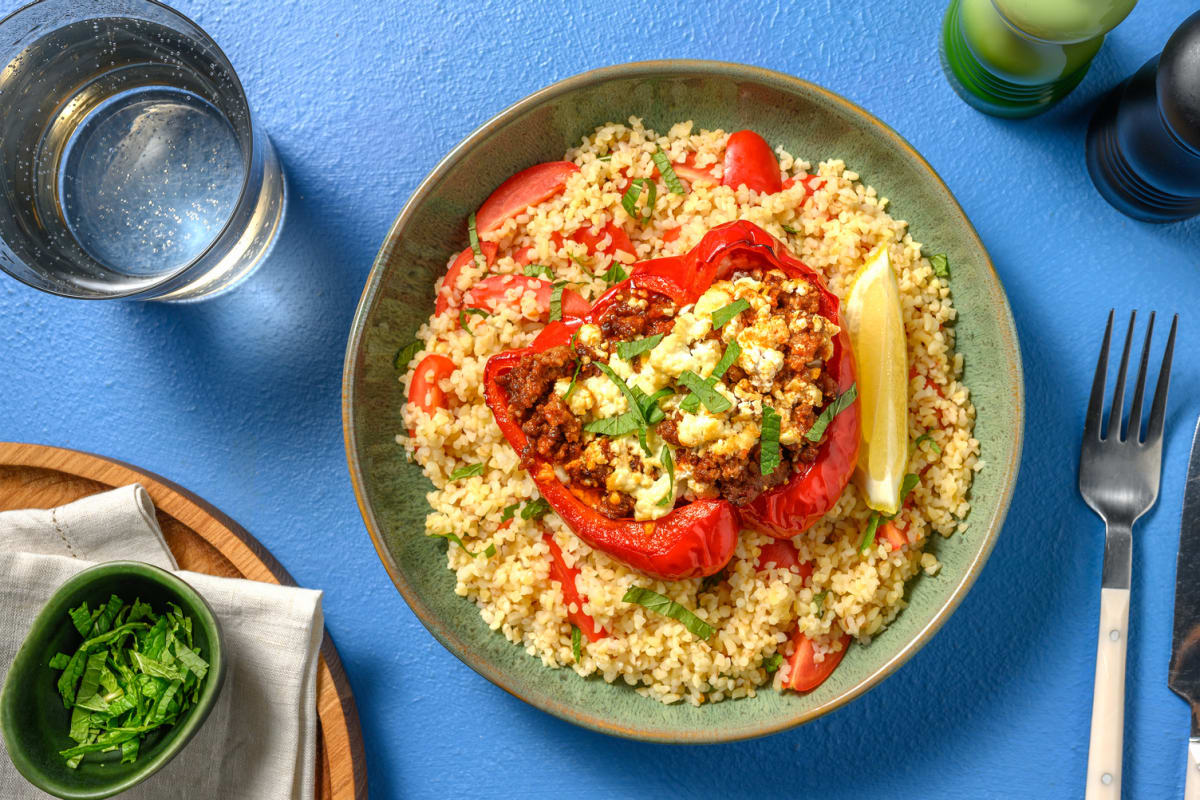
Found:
1079,309 -> 1177,800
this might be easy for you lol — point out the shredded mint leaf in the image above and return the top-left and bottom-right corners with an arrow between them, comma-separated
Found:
782,224 -> 800,234
599,263 -> 628,285
929,253 -> 950,279
652,149 -> 686,195
617,334 -> 664,361
57,651 -> 86,707
393,341 -> 422,371
467,212 -> 485,271
640,387 -> 673,424
50,595 -> 209,768
458,307 -> 489,335
127,600 -> 153,624
657,445 -> 675,507
172,641 -> 209,681
68,707 -> 92,743
571,625 -> 582,662
432,532 -> 494,558
520,497 -> 552,520
711,340 -> 741,380
501,503 -> 520,522
563,359 -> 583,401
92,595 -> 122,635
131,652 -> 184,683
636,427 -> 652,456
813,591 -> 828,616
448,462 -> 485,481
69,603 -> 93,637
760,405 -> 782,475
915,432 -> 942,455
622,586 -> 714,639
594,362 -> 647,425
621,178 -> 657,224
763,653 -> 784,673
584,411 -> 643,437
678,371 -> 732,414
680,342 -> 740,413
899,473 -> 920,503
523,263 -> 554,279
858,514 -> 882,554
712,298 -> 750,329
806,383 -> 858,442
549,284 -> 564,322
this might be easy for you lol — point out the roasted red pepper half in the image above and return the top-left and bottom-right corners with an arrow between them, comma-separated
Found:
588,220 -> 858,540
483,220 -> 858,579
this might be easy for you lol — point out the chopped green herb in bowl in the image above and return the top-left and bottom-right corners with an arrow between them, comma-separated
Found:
50,594 -> 211,769
1,561 -> 224,799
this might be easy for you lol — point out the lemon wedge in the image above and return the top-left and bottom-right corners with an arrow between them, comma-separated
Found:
844,245 -> 908,515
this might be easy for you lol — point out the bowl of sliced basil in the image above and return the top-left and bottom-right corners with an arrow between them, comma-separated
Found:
1,561 -> 225,799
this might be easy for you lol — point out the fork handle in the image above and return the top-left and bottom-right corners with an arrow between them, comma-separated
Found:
1186,740 -> 1200,800
1085,586 -> 1130,800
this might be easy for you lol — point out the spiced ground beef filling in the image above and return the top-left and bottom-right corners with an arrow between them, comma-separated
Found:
497,270 -> 838,521
496,345 -> 585,464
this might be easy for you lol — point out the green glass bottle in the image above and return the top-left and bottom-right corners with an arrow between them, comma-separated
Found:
941,0 -> 1137,118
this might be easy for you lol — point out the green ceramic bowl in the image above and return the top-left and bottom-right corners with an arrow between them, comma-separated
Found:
1,561 -> 225,798
343,60 -> 1024,742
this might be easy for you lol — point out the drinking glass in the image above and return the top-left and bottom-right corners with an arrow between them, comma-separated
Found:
0,0 -> 285,301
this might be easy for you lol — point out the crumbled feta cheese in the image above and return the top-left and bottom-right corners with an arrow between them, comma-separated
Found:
677,413 -> 723,447
738,344 -> 785,392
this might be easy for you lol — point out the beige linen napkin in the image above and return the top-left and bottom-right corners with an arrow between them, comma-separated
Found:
0,485 -> 322,800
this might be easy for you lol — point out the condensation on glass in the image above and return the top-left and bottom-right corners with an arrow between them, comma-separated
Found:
0,0 -> 285,301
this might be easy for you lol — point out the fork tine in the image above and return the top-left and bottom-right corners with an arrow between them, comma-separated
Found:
1127,311 -> 1155,443
1085,310 -> 1114,440
1105,311 -> 1136,440
1146,313 -> 1178,444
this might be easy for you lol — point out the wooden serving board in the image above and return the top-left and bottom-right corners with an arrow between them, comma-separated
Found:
0,442 -> 367,800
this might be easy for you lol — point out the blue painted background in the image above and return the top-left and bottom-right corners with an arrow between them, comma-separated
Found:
3,0 -> 1200,797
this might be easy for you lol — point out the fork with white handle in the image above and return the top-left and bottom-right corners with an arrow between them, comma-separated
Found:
1078,310 -> 1176,799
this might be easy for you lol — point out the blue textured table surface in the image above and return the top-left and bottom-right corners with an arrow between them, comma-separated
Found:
3,1 -> 1200,797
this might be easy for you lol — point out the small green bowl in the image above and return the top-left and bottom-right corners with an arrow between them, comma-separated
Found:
1,561 -> 225,799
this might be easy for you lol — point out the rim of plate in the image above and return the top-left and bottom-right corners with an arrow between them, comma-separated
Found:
342,59 -> 1025,743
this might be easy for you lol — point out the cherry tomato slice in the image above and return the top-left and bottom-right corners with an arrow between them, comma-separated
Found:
543,532 -> 607,641
476,161 -> 580,234
782,632 -> 851,692
880,521 -> 907,551
672,152 -> 720,186
564,222 -> 636,258
723,130 -> 782,194
781,174 -> 825,197
465,275 -> 589,320
436,242 -> 498,316
754,539 -> 813,581
409,354 -> 456,416
513,246 -> 535,266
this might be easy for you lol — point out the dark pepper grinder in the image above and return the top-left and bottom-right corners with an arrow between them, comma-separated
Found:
1086,10 -> 1200,222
